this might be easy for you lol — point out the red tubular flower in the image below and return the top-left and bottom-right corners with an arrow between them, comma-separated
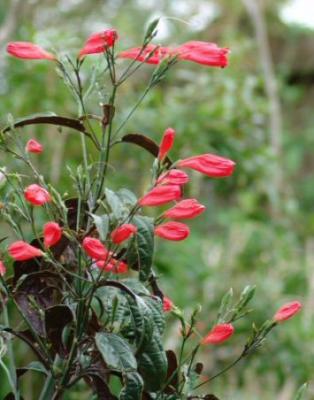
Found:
154,221 -> 190,241
158,128 -> 176,161
157,170 -> 189,186
111,224 -> 137,244
139,185 -> 181,207
24,184 -> 52,206
8,241 -> 43,261
79,29 -> 118,58
175,41 -> 229,68
118,44 -> 170,65
26,139 -> 43,154
82,237 -> 109,261
0,261 -> 6,276
96,259 -> 128,274
7,42 -> 55,60
43,222 -> 62,248
163,199 -> 206,220
163,296 -> 173,312
202,323 -> 235,345
178,153 -> 235,178
274,301 -> 302,323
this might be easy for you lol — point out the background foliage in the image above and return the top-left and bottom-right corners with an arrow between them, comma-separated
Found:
0,0 -> 313,399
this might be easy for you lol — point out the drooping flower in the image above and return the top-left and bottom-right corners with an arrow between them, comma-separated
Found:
202,323 -> 235,345
8,241 -> 43,261
0,261 -> 6,276
24,184 -> 52,206
43,222 -> 62,248
118,44 -> 170,64
79,29 -> 118,58
163,199 -> 206,220
96,259 -> 128,274
156,169 -> 189,186
139,185 -> 181,207
154,221 -> 190,241
175,41 -> 229,68
26,139 -> 43,154
178,154 -> 235,178
163,296 -> 173,312
7,42 -> 55,60
158,128 -> 176,161
82,237 -> 108,261
111,224 -> 137,244
274,301 -> 302,323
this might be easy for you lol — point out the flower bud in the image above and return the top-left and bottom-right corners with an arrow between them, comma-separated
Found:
43,222 -> 62,248
163,296 -> 174,312
273,301 -> 302,323
24,184 -> 51,206
9,241 -> 43,261
7,42 -> 55,60
178,153 -> 235,177
158,128 -> 175,161
154,221 -> 190,241
202,323 -> 234,345
79,29 -> 118,58
82,237 -> 109,261
26,139 -> 43,154
156,169 -> 189,186
111,224 -> 137,244
139,185 -> 181,207
163,199 -> 205,220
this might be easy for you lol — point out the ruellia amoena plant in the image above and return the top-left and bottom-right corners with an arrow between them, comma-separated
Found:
0,20 -> 302,400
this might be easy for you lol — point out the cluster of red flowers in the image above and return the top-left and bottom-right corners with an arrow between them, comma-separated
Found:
139,127 -> 235,241
7,29 -> 229,69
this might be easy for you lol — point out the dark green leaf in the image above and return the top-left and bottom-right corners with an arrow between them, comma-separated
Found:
95,332 -> 137,372
127,216 -> 154,281
120,372 -> 143,400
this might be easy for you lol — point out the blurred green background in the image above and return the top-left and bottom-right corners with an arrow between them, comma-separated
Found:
0,0 -> 313,399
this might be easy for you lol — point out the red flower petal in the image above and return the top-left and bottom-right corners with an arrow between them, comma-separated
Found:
79,29 -> 118,58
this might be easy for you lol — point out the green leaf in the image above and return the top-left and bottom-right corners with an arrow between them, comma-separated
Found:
120,372 -> 143,400
95,332 -> 137,372
117,189 -> 138,208
91,213 -> 109,241
137,332 -> 167,391
105,189 -> 124,220
127,216 -> 154,281
294,383 -> 308,400
217,288 -> 233,323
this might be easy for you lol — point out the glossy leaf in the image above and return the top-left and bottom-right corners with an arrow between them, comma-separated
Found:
120,372 -> 144,400
127,216 -> 154,281
95,332 -> 137,372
